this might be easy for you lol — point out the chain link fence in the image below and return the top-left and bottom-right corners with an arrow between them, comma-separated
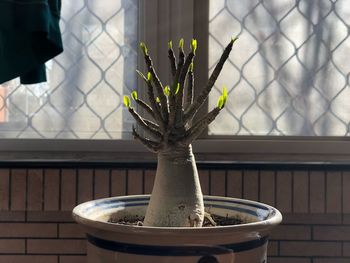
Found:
209,0 -> 350,136
0,0 -> 137,139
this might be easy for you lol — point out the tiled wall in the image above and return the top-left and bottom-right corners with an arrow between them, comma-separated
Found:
0,166 -> 349,263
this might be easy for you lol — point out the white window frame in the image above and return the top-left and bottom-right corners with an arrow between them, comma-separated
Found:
1,0 -> 350,163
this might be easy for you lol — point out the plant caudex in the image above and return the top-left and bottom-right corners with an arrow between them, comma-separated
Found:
124,37 -> 237,227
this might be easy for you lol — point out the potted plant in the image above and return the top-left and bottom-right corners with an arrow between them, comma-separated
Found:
73,38 -> 282,263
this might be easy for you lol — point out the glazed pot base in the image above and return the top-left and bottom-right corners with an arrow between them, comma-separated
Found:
86,237 -> 268,263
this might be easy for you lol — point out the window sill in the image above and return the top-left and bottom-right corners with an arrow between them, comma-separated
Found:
1,137 -> 350,163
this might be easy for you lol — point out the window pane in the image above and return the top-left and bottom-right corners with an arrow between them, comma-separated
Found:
209,0 -> 350,136
0,0 -> 138,139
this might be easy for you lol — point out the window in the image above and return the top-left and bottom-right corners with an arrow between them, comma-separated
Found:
0,0 -> 138,139
208,0 -> 350,136
1,0 -> 350,161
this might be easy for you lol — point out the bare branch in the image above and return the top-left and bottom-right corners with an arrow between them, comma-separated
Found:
179,52 -> 195,90
174,52 -> 195,127
185,67 -> 194,110
142,52 -> 168,121
135,98 -> 155,119
147,84 -> 165,130
168,45 -> 177,77
168,47 -> 185,129
136,70 -> 165,130
179,107 -> 221,146
144,119 -> 160,131
132,126 -> 160,153
184,38 -> 236,123
129,107 -> 163,139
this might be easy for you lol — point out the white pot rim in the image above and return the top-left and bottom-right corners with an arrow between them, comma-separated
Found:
72,195 -> 282,236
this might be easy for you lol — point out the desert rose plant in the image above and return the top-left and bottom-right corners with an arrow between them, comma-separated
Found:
123,37 -> 237,227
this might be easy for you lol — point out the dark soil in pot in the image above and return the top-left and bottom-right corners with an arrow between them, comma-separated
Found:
108,213 -> 244,227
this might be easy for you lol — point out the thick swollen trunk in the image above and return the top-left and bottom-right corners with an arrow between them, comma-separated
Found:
143,145 -> 204,227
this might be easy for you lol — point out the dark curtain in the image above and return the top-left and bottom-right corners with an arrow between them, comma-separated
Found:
0,0 -> 63,84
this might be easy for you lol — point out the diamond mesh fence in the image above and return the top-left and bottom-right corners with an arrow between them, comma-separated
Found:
209,0 -> 350,136
0,0 -> 138,139
1,0 -> 349,139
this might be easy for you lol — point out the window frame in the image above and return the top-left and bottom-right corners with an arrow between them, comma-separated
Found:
1,137 -> 350,162
1,0 -> 350,163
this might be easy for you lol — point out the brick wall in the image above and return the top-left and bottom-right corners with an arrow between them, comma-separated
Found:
0,165 -> 349,262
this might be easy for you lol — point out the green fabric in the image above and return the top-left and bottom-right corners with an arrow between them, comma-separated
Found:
0,0 -> 63,84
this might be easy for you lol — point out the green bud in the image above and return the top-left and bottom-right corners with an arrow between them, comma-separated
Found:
222,86 -> 228,104
131,91 -> 138,101
179,38 -> 184,50
175,83 -> 180,95
123,95 -> 131,108
156,97 -> 160,103
147,72 -> 151,82
191,39 -> 197,54
231,36 -> 239,44
217,96 -> 224,109
140,42 -> 148,55
164,85 -> 170,96
168,40 -> 173,50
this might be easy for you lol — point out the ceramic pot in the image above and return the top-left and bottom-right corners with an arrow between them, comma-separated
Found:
73,195 -> 282,263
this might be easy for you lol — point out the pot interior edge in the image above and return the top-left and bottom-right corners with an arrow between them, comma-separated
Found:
73,195 -> 282,233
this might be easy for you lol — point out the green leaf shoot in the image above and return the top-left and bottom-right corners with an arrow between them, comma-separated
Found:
123,95 -> 131,108
147,72 -> 151,82
168,40 -> 173,50
217,96 -> 224,109
191,39 -> 197,54
164,85 -> 170,96
156,97 -> 160,103
179,38 -> 184,51
231,36 -> 239,44
175,83 -> 180,95
131,91 -> 138,101
140,42 -> 148,55
222,86 -> 228,104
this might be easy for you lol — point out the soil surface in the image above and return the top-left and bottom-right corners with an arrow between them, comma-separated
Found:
108,214 -> 244,227
203,214 -> 244,227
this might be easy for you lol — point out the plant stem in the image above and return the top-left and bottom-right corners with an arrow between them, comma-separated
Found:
184,38 -> 236,123
143,145 -> 204,227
